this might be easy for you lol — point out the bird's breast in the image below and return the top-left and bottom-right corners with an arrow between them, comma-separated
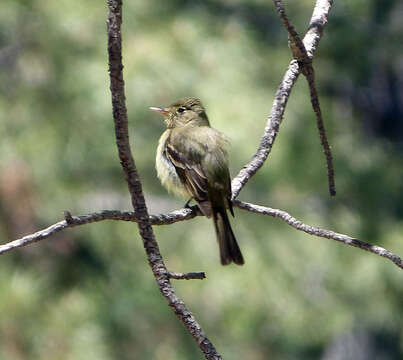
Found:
156,131 -> 189,198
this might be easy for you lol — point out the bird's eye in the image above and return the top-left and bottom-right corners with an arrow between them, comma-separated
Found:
177,107 -> 185,114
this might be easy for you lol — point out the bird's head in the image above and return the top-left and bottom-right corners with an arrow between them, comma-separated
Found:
150,97 -> 210,129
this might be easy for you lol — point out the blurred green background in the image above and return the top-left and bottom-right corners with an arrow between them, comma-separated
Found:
1,0 -> 403,359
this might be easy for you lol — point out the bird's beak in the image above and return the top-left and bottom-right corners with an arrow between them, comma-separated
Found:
149,107 -> 169,116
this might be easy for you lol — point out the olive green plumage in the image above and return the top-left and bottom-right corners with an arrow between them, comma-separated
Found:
151,97 -> 244,266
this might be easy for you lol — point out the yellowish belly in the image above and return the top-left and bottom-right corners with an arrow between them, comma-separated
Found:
156,130 -> 190,199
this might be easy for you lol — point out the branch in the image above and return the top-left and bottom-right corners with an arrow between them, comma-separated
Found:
106,1 -> 221,359
273,0 -> 309,64
231,60 -> 300,199
231,0 -> 334,199
1,1 -> 398,356
273,0 -> 336,197
233,200 -> 403,271
0,220 -> 68,255
4,202 -> 403,272
305,66 -> 336,196
0,208 -> 200,255
167,271 -> 206,280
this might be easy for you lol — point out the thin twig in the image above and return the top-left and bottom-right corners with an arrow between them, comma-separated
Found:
273,0 -> 336,197
168,271 -> 206,280
107,1 -> 221,359
273,0 -> 309,63
274,0 -> 336,196
305,66 -> 336,196
233,200 -> 403,271
0,2 -> 395,359
231,0 -> 334,199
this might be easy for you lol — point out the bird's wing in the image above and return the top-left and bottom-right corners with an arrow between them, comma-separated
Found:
165,140 -> 209,202
166,126 -> 234,218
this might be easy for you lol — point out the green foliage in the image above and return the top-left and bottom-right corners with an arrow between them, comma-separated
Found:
1,0 -> 402,359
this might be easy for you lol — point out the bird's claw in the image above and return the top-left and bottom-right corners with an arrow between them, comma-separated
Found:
183,199 -> 192,209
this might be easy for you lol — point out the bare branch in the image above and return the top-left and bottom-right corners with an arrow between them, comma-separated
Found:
0,220 -> 68,255
304,0 -> 333,57
107,1 -> 221,359
0,208 -> 201,255
233,200 -> 403,271
273,0 -> 309,63
231,60 -> 300,199
2,1 -> 398,356
231,0 -> 334,199
299,0 -> 338,197
273,0 -> 336,196
4,200 -> 403,273
305,66 -> 336,196
272,0 -> 336,197
167,271 -> 206,280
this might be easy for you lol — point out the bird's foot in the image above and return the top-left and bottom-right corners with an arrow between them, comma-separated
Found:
183,198 -> 192,209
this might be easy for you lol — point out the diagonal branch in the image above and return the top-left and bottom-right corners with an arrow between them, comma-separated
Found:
1,2 -> 398,358
273,0 -> 309,64
231,59 -> 300,199
273,0 -> 336,197
107,1 -> 221,359
1,220 -> 68,255
233,200 -> 403,271
0,208 -> 200,255
232,0 -> 334,199
305,66 -> 336,196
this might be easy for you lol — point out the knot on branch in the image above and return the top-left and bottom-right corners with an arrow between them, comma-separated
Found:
64,211 -> 74,225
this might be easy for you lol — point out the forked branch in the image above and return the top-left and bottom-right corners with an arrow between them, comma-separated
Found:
107,1 -> 221,359
2,202 -> 402,271
231,0 -> 335,199
2,1 -> 398,360
272,0 -> 336,196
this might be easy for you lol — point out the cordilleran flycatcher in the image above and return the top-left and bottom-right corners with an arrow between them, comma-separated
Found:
150,97 -> 244,265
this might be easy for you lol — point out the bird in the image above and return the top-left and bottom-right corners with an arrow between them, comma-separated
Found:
150,97 -> 244,265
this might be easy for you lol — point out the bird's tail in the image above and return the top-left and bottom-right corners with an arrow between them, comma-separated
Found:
212,207 -> 244,266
